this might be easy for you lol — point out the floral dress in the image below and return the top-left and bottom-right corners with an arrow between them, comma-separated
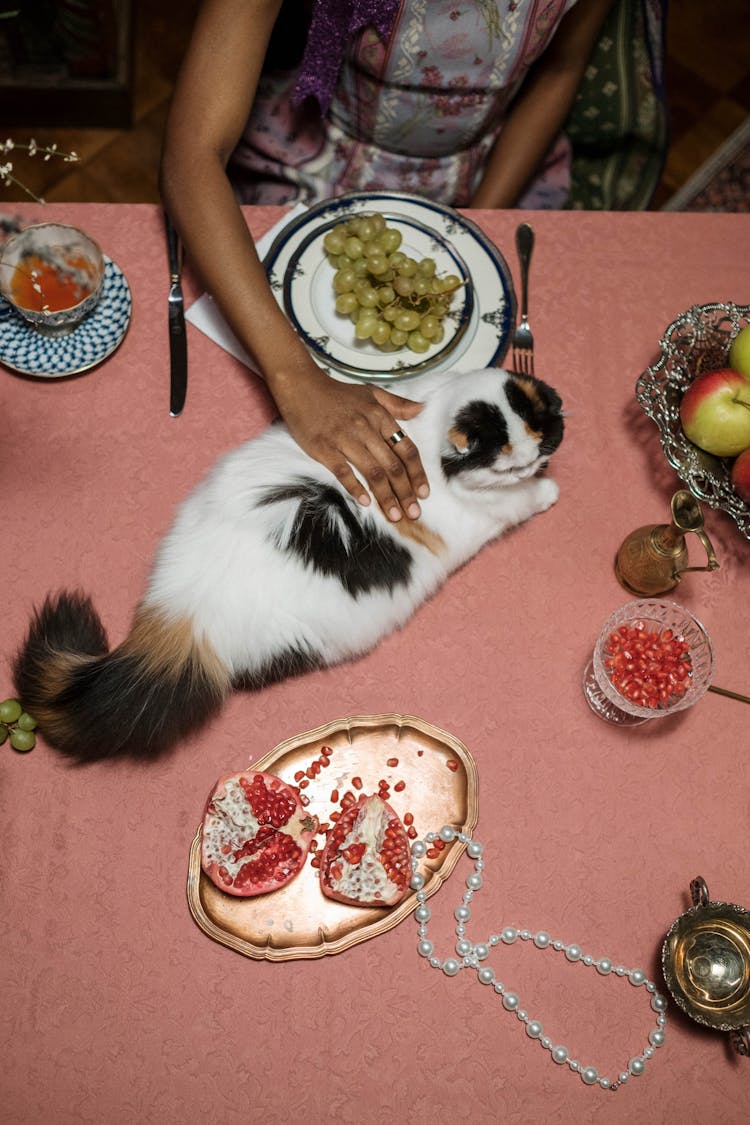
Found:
228,0 -> 579,209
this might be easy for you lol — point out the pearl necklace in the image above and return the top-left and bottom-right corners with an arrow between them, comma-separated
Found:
411,827 -> 668,1092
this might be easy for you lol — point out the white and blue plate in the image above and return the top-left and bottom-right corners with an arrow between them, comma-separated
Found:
263,191 -> 516,383
0,256 -> 131,378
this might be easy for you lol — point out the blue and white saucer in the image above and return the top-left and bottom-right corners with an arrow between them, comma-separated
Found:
0,257 -> 131,377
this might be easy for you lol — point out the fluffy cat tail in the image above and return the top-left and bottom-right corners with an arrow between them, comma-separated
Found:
13,590 -> 231,762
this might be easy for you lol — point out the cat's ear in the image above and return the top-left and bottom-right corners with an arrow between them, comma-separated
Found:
446,425 -> 470,455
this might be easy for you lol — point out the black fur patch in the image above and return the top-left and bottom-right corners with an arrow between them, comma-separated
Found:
441,401 -> 509,478
258,477 -> 413,597
51,650 -> 223,760
16,590 -> 110,664
236,644 -> 322,691
505,376 -> 564,456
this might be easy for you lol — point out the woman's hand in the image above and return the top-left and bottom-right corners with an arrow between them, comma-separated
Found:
275,367 -> 430,521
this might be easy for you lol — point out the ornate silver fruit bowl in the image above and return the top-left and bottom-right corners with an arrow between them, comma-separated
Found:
635,302 -> 750,540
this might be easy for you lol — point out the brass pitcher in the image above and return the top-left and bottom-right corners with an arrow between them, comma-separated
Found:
615,490 -> 719,597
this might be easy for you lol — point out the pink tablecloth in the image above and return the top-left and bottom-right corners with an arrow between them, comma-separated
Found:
2,203 -> 749,1125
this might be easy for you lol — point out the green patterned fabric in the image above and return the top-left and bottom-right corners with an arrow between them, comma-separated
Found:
564,0 -> 668,210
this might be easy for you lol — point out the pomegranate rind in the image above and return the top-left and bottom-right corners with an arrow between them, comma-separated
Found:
201,769 -> 317,898
319,794 -> 411,908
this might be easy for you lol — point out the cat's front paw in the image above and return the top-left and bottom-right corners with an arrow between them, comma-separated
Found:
535,476 -> 559,512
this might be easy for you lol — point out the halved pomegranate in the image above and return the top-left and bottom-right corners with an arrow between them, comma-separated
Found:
319,794 -> 411,907
201,769 -> 318,897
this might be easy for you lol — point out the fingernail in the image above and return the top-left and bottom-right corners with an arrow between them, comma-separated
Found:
358,493 -> 371,506
407,502 -> 421,519
388,507 -> 402,522
417,484 -> 430,499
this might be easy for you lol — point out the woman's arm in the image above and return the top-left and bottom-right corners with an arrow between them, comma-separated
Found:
160,0 -> 429,521
471,0 -> 614,209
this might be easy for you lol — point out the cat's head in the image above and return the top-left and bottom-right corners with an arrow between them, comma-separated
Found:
439,369 -> 564,487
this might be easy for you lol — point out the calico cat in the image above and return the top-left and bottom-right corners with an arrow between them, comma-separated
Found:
14,367 -> 564,762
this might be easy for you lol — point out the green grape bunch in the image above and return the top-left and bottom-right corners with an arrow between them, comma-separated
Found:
0,697 -> 37,752
323,214 -> 464,355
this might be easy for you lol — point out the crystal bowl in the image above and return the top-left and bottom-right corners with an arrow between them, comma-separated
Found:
635,302 -> 750,540
582,599 -> 714,725
0,222 -> 105,336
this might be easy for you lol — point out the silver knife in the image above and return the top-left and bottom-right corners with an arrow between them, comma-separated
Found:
165,212 -> 187,417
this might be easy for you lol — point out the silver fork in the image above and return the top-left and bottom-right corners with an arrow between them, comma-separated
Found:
511,222 -> 535,375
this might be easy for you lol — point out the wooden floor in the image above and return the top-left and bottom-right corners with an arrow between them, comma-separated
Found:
2,0 -> 749,209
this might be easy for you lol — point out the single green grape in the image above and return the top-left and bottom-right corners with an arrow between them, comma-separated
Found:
392,276 -> 413,298
344,236 -> 364,259
381,228 -> 402,254
395,310 -> 420,333
9,727 -> 35,753
357,218 -> 375,241
0,722 -> 7,746
368,256 -> 389,276
335,292 -> 358,315
420,314 -> 439,339
0,698 -> 23,724
323,230 -> 346,256
371,321 -> 391,346
407,330 -> 430,353
333,268 -> 356,294
17,712 -> 37,731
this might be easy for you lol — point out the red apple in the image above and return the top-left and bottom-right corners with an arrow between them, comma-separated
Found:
679,369 -> 750,457
731,447 -> 750,503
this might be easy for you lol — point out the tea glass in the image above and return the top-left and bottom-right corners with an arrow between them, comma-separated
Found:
582,599 -> 714,725
0,222 -> 105,336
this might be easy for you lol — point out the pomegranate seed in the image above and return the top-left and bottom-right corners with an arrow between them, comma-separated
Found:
298,779 -> 309,788
319,756 -> 330,767
386,757 -> 399,767
403,812 -> 414,826
426,847 -> 439,858
340,791 -> 356,809
351,776 -> 363,789
311,856 -> 321,868
433,838 -> 446,851
417,750 -> 424,756
321,745 -> 333,757
294,770 -> 305,781
407,826 -> 418,839
330,789 -> 339,803
394,780 -> 406,792
446,759 -> 459,772
300,794 -> 310,806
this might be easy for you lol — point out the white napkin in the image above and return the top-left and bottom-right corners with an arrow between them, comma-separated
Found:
185,202 -> 308,371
